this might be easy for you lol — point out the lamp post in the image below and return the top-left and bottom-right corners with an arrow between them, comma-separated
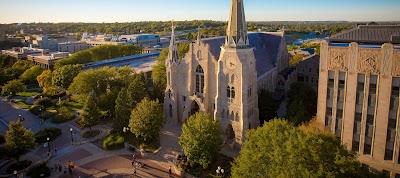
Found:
70,128 -> 74,143
123,127 -> 129,142
46,137 -> 51,152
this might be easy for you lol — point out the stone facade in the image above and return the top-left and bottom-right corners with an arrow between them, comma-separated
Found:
163,0 -> 288,144
317,40 -> 400,177
297,55 -> 320,91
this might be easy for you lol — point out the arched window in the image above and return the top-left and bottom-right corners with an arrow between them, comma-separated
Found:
227,86 -> 231,98
169,104 -> 173,117
196,66 -> 204,93
167,71 -> 171,86
168,89 -> 172,98
222,109 -> 225,119
231,74 -> 235,84
231,111 -> 234,121
235,112 -> 239,122
197,50 -> 201,59
231,87 -> 235,98
227,110 -> 230,120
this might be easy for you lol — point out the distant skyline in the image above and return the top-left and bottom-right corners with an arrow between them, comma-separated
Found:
0,0 -> 399,24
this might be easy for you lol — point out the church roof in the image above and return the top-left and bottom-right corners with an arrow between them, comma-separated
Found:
329,25 -> 400,44
202,32 -> 283,77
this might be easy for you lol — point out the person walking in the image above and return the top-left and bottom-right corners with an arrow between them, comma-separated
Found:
169,166 -> 172,177
58,164 -> 62,172
133,167 -> 137,176
63,165 -> 67,175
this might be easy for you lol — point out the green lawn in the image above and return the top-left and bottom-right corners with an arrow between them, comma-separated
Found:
14,100 -> 32,109
64,101 -> 83,111
17,91 -> 41,97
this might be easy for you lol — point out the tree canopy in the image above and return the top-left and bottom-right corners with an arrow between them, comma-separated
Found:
36,69 -> 57,95
52,64 -> 83,89
2,79 -> 26,95
179,113 -> 222,169
286,82 -> 317,125
5,120 -> 36,161
231,119 -> 373,178
54,44 -> 142,69
258,89 -> 278,125
79,93 -> 101,131
129,98 -> 164,142
19,65 -> 45,84
151,49 -> 168,101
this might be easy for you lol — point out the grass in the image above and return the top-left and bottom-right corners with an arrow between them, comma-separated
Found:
102,133 -> 125,150
64,101 -> 83,111
17,91 -> 41,97
14,100 -> 32,109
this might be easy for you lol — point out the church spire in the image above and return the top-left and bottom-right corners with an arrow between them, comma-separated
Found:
225,0 -> 249,48
196,26 -> 201,45
168,20 -> 179,62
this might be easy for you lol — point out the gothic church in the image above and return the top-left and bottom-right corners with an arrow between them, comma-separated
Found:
164,0 -> 290,143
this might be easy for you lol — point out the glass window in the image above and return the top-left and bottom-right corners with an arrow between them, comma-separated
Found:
196,66 -> 204,94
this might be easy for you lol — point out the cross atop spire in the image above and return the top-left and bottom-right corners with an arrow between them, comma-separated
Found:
168,20 -> 179,63
225,0 -> 249,48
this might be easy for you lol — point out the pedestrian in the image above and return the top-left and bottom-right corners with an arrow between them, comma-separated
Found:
169,166 -> 172,177
68,166 -> 73,175
63,165 -> 67,175
132,153 -> 136,162
133,167 -> 137,176
54,147 -> 57,156
58,164 -> 62,172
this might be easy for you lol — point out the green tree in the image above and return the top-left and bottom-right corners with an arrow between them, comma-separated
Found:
79,93 -> 101,131
114,88 -> 131,133
5,120 -> 36,162
10,60 -> 34,78
76,33 -> 82,41
177,42 -> 189,58
19,65 -> 45,84
179,113 -> 222,169
128,73 -> 148,106
286,82 -> 317,125
231,119 -> 365,178
52,64 -> 83,89
36,70 -> 57,95
151,49 -> 168,101
258,89 -> 278,124
2,79 -> 26,95
129,98 -> 164,142
289,54 -> 303,67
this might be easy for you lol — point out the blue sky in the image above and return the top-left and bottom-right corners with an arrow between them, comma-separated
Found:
0,0 -> 399,23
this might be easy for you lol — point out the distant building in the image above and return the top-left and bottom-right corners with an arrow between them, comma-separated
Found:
58,41 -> 89,54
27,51 -> 70,70
85,34 -> 127,48
2,47 -> 43,60
296,55 -> 319,90
119,34 -> 160,48
317,24 -> 400,177
30,36 -> 58,51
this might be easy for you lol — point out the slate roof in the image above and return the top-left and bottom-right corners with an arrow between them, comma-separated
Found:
330,25 -> 400,44
201,32 -> 283,77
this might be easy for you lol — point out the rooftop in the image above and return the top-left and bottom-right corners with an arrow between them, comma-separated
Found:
329,24 -> 400,44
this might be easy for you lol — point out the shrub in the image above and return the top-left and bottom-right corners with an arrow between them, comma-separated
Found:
82,130 -> 100,138
51,112 -> 74,124
39,111 -> 56,120
26,163 -> 50,178
102,134 -> 124,150
28,105 -> 45,115
34,127 -> 62,143
34,97 -> 52,107
6,160 -> 32,174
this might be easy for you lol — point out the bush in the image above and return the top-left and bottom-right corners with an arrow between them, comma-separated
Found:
102,134 -> 124,150
26,163 -> 50,178
44,90 -> 66,99
51,112 -> 74,124
82,130 -> 100,138
39,111 -> 56,120
28,105 -> 46,115
34,127 -> 62,143
34,97 -> 52,107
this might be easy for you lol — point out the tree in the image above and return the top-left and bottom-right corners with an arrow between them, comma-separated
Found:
127,73 -> 148,107
286,82 -> 317,125
129,98 -> 164,142
79,93 -> 101,131
76,33 -> 82,41
52,64 -> 83,89
10,60 -> 34,78
2,79 -> 26,95
37,70 -> 57,95
151,49 -> 168,101
177,42 -> 189,58
114,88 -> 131,133
289,54 -> 303,67
179,113 -> 222,169
258,89 -> 278,125
19,65 -> 45,84
231,119 -> 367,178
5,120 -> 36,162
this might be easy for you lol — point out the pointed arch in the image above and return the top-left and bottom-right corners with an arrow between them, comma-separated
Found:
196,65 -> 204,94
231,74 -> 235,84
235,112 -> 239,122
231,111 -> 235,121
231,87 -> 235,98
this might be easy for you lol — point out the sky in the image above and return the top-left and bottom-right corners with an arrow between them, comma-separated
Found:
0,0 -> 399,24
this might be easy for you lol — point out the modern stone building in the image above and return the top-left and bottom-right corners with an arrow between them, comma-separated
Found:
317,24 -> 400,177
163,0 -> 289,144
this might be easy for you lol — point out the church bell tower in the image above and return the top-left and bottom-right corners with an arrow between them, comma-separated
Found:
214,0 -> 259,143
